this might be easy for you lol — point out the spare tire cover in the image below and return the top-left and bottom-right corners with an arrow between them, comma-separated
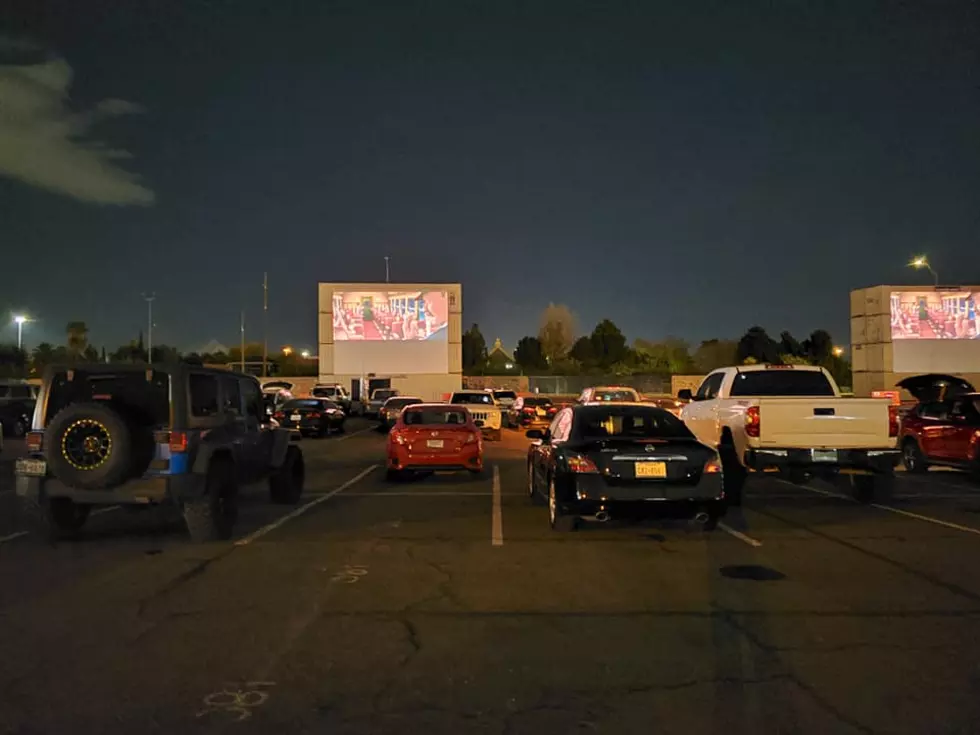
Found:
45,402 -> 135,490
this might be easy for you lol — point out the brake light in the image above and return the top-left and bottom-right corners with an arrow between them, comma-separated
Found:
465,431 -> 479,444
888,405 -> 899,438
169,431 -> 188,453
26,431 -> 43,452
391,431 -> 407,445
274,411 -> 285,420
745,406 -> 761,438
703,458 -> 722,474
309,412 -> 321,418
567,455 -> 599,473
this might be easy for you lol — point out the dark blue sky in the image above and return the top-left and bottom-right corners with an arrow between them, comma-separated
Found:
2,0 -> 978,354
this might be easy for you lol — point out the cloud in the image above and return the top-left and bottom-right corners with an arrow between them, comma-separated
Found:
0,55 -> 154,205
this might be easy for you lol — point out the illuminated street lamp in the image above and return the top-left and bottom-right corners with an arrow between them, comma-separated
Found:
300,350 -> 311,359
282,346 -> 293,356
909,255 -> 939,286
832,346 -> 844,358
13,315 -> 27,350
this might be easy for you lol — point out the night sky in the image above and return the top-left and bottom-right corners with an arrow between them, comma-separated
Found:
2,1 -> 978,354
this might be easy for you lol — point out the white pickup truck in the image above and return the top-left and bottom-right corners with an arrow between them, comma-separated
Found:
678,364 -> 900,505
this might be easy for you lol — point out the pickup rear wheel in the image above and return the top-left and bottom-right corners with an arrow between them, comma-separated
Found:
270,445 -> 305,504
901,439 -> 928,474
22,496 -> 90,541
719,442 -> 746,507
851,473 -> 894,504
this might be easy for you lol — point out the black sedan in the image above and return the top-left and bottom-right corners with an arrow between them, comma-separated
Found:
526,403 -> 725,531
274,398 -> 346,437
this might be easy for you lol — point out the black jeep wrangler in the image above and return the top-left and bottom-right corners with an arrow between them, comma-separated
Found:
14,364 -> 305,542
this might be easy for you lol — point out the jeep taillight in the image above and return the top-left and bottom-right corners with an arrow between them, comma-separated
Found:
26,431 -> 43,453
745,406 -> 761,438
888,405 -> 899,438
169,431 -> 188,453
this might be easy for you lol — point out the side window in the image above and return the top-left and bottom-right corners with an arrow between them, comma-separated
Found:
551,409 -> 573,442
221,376 -> 242,415
11,385 -> 31,399
920,402 -> 948,420
190,373 -> 219,417
242,379 -> 263,421
695,373 -> 724,400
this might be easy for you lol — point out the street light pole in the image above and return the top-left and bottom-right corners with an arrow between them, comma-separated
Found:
384,256 -> 390,283
240,311 -> 246,372
14,315 -> 26,350
262,272 -> 268,378
142,293 -> 156,362
909,256 -> 939,286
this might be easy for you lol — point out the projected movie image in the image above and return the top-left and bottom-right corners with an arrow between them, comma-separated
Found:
891,291 -> 980,340
333,290 -> 449,341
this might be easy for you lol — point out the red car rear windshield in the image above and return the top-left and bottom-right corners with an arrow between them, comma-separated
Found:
403,409 -> 469,426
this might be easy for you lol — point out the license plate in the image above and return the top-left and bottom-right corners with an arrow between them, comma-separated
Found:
15,458 -> 46,477
291,414 -> 302,422
634,462 -> 667,478
427,439 -> 444,449
536,408 -> 546,416
812,449 -> 838,462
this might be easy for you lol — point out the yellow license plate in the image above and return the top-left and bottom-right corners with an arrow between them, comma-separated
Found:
634,462 -> 667,478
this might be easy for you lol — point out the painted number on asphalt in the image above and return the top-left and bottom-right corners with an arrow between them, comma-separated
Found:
330,564 -> 368,584
197,681 -> 276,722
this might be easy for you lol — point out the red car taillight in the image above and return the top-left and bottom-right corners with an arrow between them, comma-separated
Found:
26,431 -> 43,453
703,458 -> 722,474
169,431 -> 188,453
465,431 -> 479,444
390,431 -> 407,445
566,455 -> 599,473
745,406 -> 761,438
888,405 -> 899,438
308,412 -> 321,418
274,411 -> 285,420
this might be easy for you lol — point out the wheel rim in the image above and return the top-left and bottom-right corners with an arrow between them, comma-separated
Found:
61,420 -> 112,470
903,443 -> 917,469
548,478 -> 556,525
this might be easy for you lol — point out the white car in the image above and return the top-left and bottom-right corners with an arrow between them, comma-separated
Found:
449,391 -> 502,441
577,385 -> 641,403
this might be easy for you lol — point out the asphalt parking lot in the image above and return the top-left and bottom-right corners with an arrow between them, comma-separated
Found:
2,421 -> 980,734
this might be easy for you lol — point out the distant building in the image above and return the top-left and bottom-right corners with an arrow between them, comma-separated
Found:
487,338 -> 515,372
197,340 -> 229,355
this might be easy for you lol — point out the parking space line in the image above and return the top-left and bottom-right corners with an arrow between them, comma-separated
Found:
91,505 -> 120,516
332,427 -> 375,442
342,491 -> 516,497
491,464 -> 503,547
235,465 -> 377,546
897,474 -> 980,494
718,523 -> 763,547
0,531 -> 29,545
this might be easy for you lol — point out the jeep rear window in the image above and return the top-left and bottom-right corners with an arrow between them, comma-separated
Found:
45,370 -> 170,426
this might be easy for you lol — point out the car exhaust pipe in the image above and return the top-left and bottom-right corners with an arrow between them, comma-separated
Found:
693,512 -> 710,525
595,511 -> 610,522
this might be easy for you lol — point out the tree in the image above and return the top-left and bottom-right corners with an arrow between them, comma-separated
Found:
804,329 -> 834,364
779,331 -> 803,358
149,345 -> 181,363
569,336 -> 596,366
538,303 -> 576,363
31,343 -> 58,374
66,321 -> 89,358
0,345 -> 27,378
100,346 -> 107,364
633,337 -> 694,373
589,319 -> 628,367
83,345 -> 99,362
111,341 -> 146,363
461,324 -> 488,373
514,336 -> 548,371
736,326 -> 780,364
693,339 -> 738,373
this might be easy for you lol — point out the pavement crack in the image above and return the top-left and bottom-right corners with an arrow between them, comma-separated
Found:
136,548 -> 233,618
403,547 -> 466,611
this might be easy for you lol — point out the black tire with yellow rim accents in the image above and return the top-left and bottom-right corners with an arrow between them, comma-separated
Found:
44,403 -> 136,490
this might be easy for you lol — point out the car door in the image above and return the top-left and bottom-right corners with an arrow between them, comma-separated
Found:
944,398 -> 980,463
535,408 -> 572,487
918,402 -> 951,459
683,372 -> 724,445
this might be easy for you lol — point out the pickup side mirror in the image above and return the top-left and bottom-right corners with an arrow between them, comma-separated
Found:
677,389 -> 693,402
525,429 -> 544,440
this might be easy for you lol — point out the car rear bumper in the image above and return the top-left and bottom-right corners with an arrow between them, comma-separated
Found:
15,473 -> 201,505
388,446 -> 482,471
745,447 -> 901,474
570,474 -> 724,503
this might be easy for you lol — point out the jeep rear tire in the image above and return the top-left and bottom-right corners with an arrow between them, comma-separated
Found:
44,402 -> 137,490
22,496 -> 90,541
270,445 -> 304,504
183,458 -> 238,542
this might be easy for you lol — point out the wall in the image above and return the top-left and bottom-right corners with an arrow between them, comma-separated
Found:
671,374 -> 705,396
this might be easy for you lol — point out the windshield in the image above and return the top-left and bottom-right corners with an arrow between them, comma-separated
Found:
385,398 -> 421,409
451,393 -> 493,405
493,391 -> 517,401
574,405 -> 693,441
312,387 -> 338,396
372,390 -> 396,400
592,389 -> 638,402
403,409 -> 469,426
729,370 -> 835,397
523,397 -> 552,407
283,399 -> 333,409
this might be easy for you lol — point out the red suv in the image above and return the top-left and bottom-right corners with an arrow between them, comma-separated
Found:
898,374 -> 980,476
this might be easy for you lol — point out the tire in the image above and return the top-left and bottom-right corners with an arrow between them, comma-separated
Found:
491,429 -> 502,442
269,445 -> 304,504
548,475 -> 577,532
386,468 -> 405,482
335,421 -> 346,434
719,441 -> 746,507
183,458 -> 238,542
11,418 -> 27,438
787,468 -> 810,486
44,402 -> 138,490
22,496 -> 90,541
851,473 -> 894,504
902,438 -> 928,474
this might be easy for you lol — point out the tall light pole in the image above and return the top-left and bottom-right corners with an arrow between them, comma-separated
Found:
142,293 -> 156,362
909,255 -> 939,286
240,311 -> 246,372
13,315 -> 26,350
262,272 -> 268,378
384,256 -> 390,283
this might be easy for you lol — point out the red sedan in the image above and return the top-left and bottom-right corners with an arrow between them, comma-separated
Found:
898,374 -> 980,476
386,404 -> 484,480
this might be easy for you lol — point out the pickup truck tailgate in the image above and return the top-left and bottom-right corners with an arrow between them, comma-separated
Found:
757,399 -> 890,449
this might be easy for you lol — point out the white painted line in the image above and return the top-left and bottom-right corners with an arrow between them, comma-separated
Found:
718,523 -> 763,547
897,474 -> 980,494
332,427 -> 375,442
0,530 -> 29,545
235,465 -> 377,546
491,464 -> 503,547
341,491 -> 507,497
869,504 -> 980,537
90,505 -> 120,516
